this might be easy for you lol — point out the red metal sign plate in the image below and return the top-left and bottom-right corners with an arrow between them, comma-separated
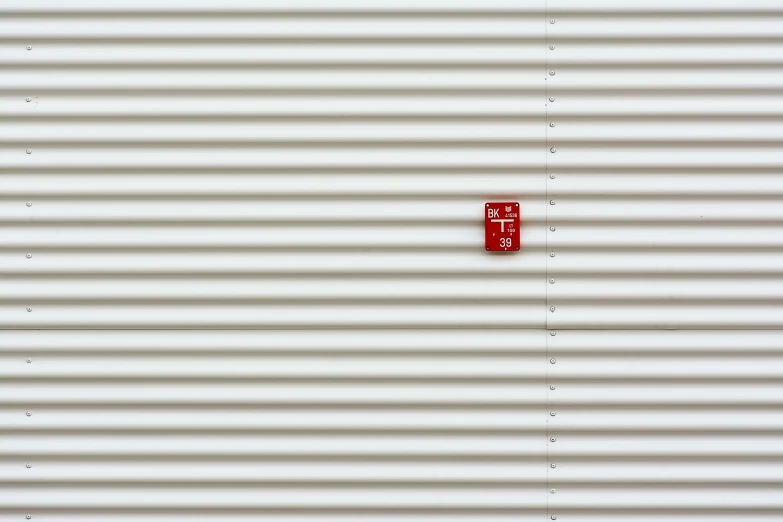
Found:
485,202 -> 520,252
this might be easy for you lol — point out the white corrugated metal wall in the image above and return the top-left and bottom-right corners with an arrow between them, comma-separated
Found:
2,1 -> 782,520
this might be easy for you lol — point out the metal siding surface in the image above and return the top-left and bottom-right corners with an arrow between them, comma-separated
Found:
2,2 -> 549,521
544,1 -> 783,521
2,1 -> 783,521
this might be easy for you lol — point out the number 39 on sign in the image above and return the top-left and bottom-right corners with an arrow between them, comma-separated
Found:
485,202 -> 520,252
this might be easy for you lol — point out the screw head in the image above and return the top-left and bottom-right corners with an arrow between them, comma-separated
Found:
27,307 -> 32,312
549,279 -> 555,284
550,252 -> 555,258
550,411 -> 556,416
549,200 -> 555,205
26,463 -> 31,468
550,437 -> 556,442
550,122 -> 555,127
551,488 -> 556,493
550,463 -> 557,468
550,147 -> 556,153
549,97 -> 555,102
26,149 -> 32,154
26,202 -> 32,207
26,253 -> 32,259
26,411 -> 31,416
26,45 -> 32,50
26,97 -> 31,102
26,358 -> 31,363
27,516 -> 32,520
551,514 -> 557,520
550,226 -> 556,231
550,306 -> 556,312
549,45 -> 555,50
550,174 -> 555,179
549,71 -> 556,76
550,385 -> 556,390
550,357 -> 556,363
550,331 -> 556,336
550,19 -> 556,24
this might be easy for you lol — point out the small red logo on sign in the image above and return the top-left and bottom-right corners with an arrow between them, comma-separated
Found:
485,202 -> 520,252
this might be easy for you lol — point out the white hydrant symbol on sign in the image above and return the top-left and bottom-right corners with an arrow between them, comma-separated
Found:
491,219 -> 514,232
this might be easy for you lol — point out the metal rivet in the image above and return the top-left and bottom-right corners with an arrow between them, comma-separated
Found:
549,97 -> 555,102
27,516 -> 32,520
551,514 -> 557,520
550,463 -> 556,468
550,385 -> 556,390
549,45 -> 555,50
26,411 -> 31,416
550,437 -> 557,442
549,279 -> 555,284
550,357 -> 556,363
550,252 -> 555,258
550,331 -> 556,336
515,203 -> 518,207
26,45 -> 32,50
550,19 -> 556,24
26,97 -> 32,102
551,488 -> 556,493
550,306 -> 556,312
26,149 -> 32,154
27,307 -> 32,312
26,253 -> 32,259
485,203 -> 489,207
26,463 -> 31,468
549,200 -> 555,205
26,358 -> 31,363
549,122 -> 555,127
26,202 -> 32,207
550,411 -> 556,416
550,226 -> 556,231
549,71 -> 556,76
550,147 -> 556,153
550,174 -> 555,179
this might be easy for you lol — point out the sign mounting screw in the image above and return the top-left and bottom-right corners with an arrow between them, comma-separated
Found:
26,202 -> 32,207
26,149 -> 32,154
549,97 -> 555,102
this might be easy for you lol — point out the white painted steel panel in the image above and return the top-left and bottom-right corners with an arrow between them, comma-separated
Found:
3,1 -> 783,521
543,1 -> 783,520
2,2 -> 549,521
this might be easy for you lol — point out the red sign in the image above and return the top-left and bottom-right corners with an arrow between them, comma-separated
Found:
485,202 -> 520,252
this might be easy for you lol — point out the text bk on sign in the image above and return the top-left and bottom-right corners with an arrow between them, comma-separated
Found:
485,202 -> 520,252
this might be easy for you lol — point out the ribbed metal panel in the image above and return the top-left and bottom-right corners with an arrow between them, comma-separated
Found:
544,1 -> 783,520
3,1 -> 549,521
3,1 -> 783,521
